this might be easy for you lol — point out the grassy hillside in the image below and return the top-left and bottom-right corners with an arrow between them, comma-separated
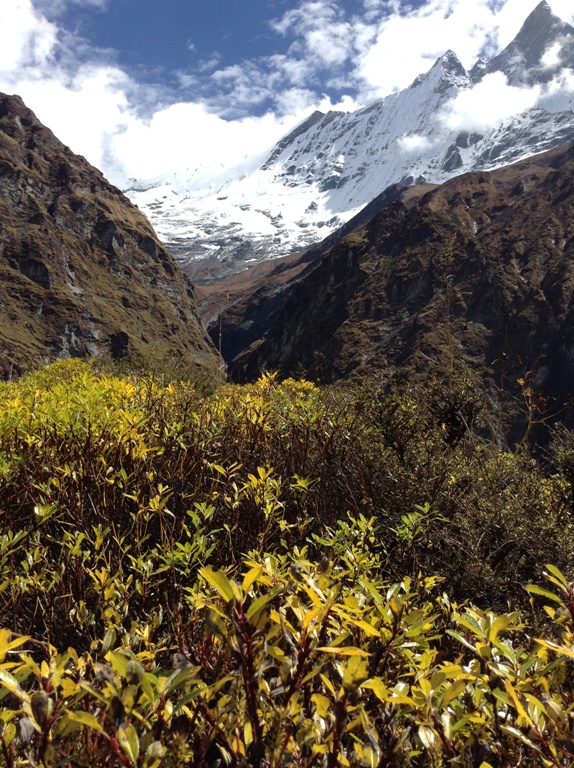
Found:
1,360 -> 574,766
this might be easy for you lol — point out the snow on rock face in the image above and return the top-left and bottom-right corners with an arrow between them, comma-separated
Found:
124,2 -> 574,283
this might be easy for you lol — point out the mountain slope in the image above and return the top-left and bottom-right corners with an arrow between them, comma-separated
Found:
0,93 -> 220,379
126,1 -> 574,282
214,140 -> 574,438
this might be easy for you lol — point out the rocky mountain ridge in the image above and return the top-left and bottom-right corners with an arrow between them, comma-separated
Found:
212,139 -> 574,439
0,93 -> 219,378
126,1 -> 574,283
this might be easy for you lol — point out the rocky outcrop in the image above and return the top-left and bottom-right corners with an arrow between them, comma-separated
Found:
0,93 -> 220,378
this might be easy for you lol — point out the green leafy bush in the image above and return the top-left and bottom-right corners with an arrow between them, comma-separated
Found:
1,360 -> 574,765
2,556 -> 574,767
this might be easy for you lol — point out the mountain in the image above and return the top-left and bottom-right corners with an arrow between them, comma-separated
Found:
0,93 -> 219,379
472,0 -> 574,85
125,1 -> 574,283
212,140 -> 574,439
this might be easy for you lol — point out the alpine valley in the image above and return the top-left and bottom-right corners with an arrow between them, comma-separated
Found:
2,0 -> 574,441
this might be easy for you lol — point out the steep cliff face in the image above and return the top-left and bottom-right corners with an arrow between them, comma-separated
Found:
0,93 -> 219,378
215,141 -> 574,433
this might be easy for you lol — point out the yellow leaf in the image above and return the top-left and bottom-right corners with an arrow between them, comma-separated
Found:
348,618 -> 380,638
343,656 -> 369,689
544,564 -> 568,587
317,646 -> 371,657
301,583 -> 324,609
117,722 -> 140,764
361,678 -> 388,702
320,673 -> 336,695
525,584 -> 563,604
504,680 -> 535,729
419,726 -> 440,751
535,638 -> 574,659
303,606 -> 324,630
59,678 -> 79,699
311,693 -> 331,718
242,565 -> 263,594
200,567 -> 237,604
0,631 -> 30,664
418,678 -> 432,698
67,710 -> 105,734
388,694 -> 417,707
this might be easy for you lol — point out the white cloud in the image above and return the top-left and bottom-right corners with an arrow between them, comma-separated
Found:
34,0 -> 110,12
0,0 -> 58,71
355,0 -> 547,98
548,0 -> 574,23
112,103 -> 307,182
398,133 -> 433,152
440,71 -> 541,131
542,41 -> 564,69
1,0 -> 573,187
537,68 -> 574,111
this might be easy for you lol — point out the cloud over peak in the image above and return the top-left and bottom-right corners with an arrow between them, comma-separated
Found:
0,0 -> 572,185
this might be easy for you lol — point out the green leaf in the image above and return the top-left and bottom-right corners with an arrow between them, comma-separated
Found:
144,741 -> 166,768
246,592 -> 275,621
101,628 -> 117,655
500,725 -> 542,752
0,669 -> 27,703
105,650 -> 133,678
138,673 -> 156,705
455,613 -> 484,639
164,665 -> 201,694
488,614 -> 512,643
440,680 -> 467,708
446,629 -> 480,655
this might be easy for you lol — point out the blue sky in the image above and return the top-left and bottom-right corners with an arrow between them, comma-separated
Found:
1,0 -> 573,183
52,1 -> 306,73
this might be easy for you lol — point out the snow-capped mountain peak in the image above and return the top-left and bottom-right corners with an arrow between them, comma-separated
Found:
412,50 -> 470,91
473,1 -> 574,85
125,0 -> 574,282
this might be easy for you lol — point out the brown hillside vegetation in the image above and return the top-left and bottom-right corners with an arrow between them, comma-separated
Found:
0,93 -> 219,378
210,141 -> 574,440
